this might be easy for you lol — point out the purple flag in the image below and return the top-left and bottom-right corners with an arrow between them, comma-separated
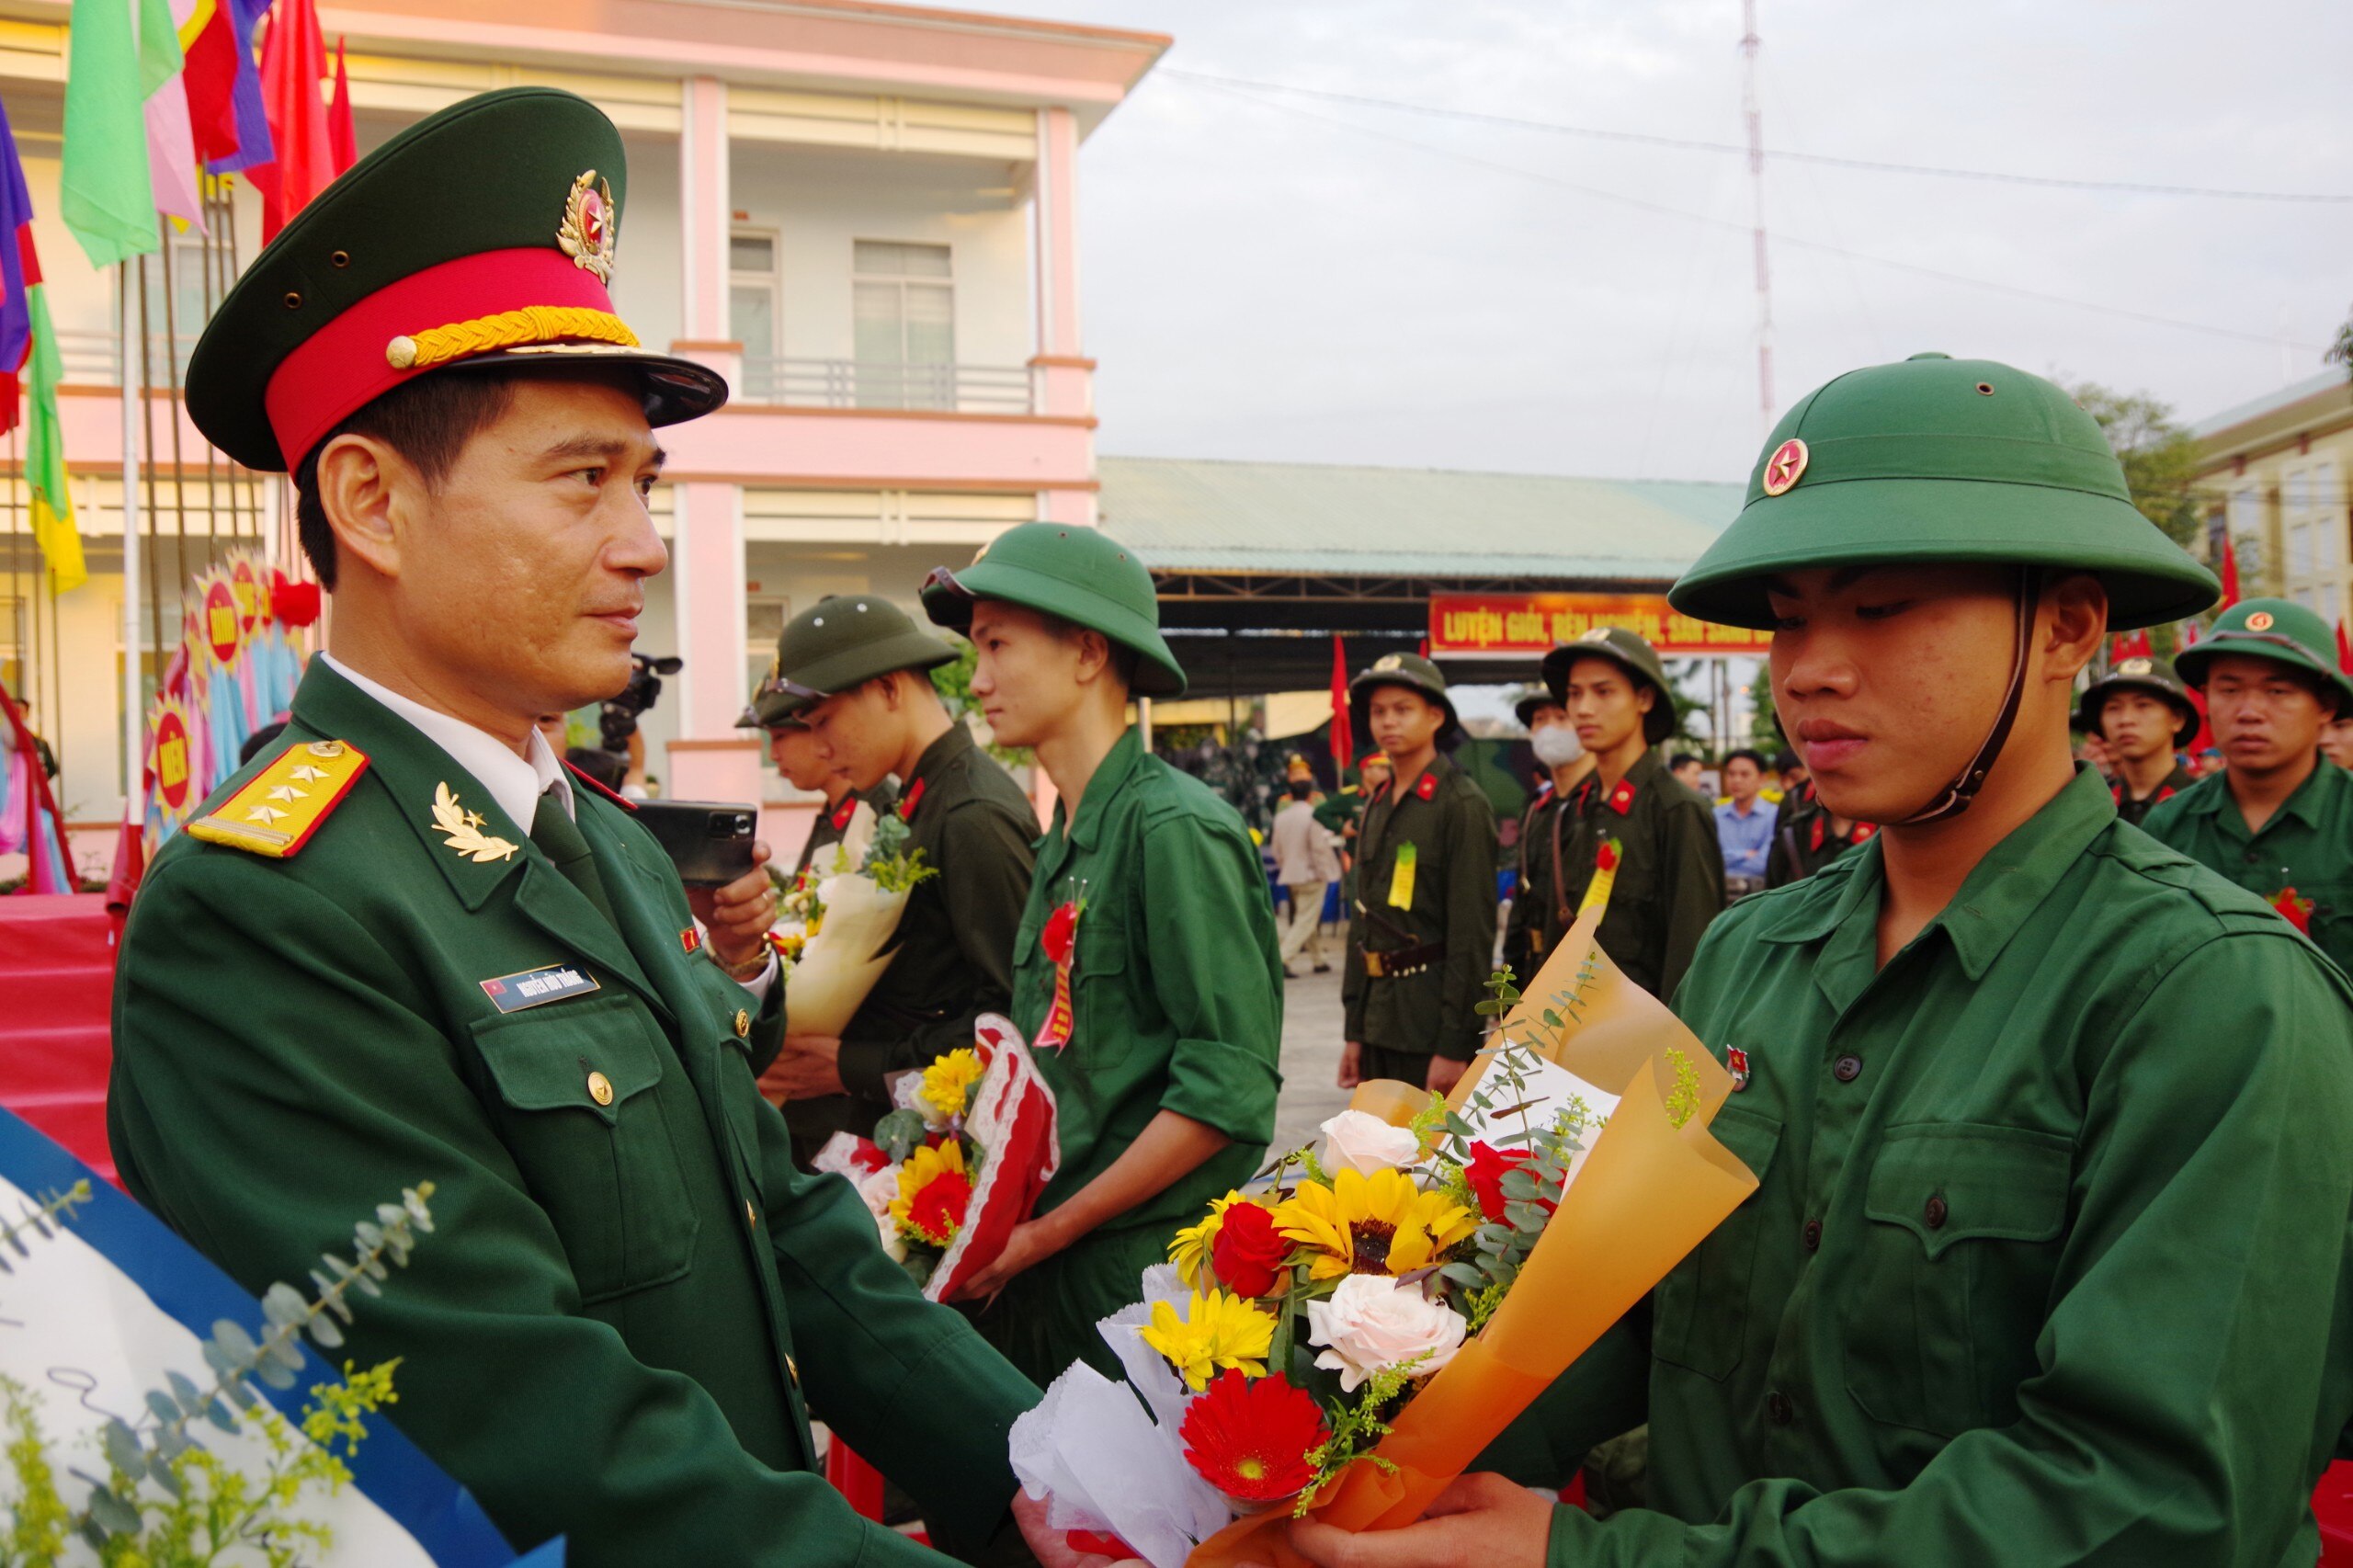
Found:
205,0 -> 274,175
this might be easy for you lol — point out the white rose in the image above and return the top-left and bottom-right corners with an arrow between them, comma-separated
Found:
1320,1109 -> 1422,1176
1305,1274 -> 1467,1393
857,1167 -> 907,1263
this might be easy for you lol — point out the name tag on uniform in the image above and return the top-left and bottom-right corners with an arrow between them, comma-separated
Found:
1388,842 -> 1417,909
480,964 -> 601,1013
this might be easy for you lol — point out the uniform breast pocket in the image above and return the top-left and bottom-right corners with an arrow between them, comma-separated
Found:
472,995 -> 701,1304
2294,881 -> 2353,967
1651,1105 -> 1783,1382
1843,1123 -> 2071,1438
1071,908 -> 1133,1068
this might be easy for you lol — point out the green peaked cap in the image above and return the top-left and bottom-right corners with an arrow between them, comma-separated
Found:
1541,628 -> 1678,746
2176,597 -> 2353,712
1669,353 -> 2219,632
2072,655 -> 2200,744
922,522 -> 1186,698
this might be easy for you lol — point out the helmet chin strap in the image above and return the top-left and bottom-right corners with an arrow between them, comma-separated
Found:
1898,570 -> 2042,826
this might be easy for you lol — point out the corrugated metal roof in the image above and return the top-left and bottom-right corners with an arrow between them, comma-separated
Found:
1097,456 -> 1742,580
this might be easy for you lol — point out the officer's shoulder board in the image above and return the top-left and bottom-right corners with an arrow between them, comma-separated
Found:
187,739 -> 369,858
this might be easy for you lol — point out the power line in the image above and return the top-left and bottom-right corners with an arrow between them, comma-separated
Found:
1180,75 -> 2331,354
1161,67 -> 2353,206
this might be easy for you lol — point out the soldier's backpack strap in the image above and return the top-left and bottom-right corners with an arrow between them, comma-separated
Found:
187,739 -> 369,858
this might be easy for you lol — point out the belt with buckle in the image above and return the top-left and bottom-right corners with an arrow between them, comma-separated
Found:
1363,941 -> 1447,979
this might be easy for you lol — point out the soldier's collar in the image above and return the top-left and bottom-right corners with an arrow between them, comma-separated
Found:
2270,752 -> 2344,832
1930,766 -> 2118,982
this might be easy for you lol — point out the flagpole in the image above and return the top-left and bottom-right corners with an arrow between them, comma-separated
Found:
119,267 -> 144,809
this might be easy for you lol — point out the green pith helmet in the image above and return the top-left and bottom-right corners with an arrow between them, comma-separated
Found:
2073,655 -> 2200,746
1348,652 -> 1462,750
2176,598 -> 2353,714
1514,690 -> 1566,729
770,595 -> 953,707
735,656 -> 808,732
186,87 -> 727,476
921,523 -> 1186,698
1668,353 -> 2219,633
1541,629 -> 1678,746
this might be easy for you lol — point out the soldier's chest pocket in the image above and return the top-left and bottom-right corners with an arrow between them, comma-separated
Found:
1652,1106 -> 1783,1382
1071,907 -> 1133,1068
2292,881 -> 2353,964
472,995 -> 700,1305
1842,1124 -> 2072,1439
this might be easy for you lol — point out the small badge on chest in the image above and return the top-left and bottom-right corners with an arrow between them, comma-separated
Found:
1726,1047 -> 1751,1092
481,963 -> 601,1014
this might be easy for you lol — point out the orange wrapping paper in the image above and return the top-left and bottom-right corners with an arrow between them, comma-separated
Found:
1188,902 -> 1759,1568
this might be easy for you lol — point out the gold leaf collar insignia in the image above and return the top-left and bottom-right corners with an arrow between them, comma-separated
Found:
431,781 -> 518,863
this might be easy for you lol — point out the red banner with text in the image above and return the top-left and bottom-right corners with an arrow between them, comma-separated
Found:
1428,593 -> 1771,658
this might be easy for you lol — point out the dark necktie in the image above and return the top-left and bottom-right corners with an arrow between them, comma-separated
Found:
530,789 -> 617,927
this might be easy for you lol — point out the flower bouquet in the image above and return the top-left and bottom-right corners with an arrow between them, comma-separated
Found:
813,1014 -> 1059,1303
762,800 -> 937,1043
1006,860 -> 1762,1568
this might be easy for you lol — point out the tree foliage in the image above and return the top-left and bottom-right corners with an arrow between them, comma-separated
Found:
2070,381 -> 2204,551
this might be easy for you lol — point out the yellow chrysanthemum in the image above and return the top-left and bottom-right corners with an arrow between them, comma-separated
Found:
1167,1191 -> 1250,1289
888,1140 -> 971,1245
920,1049 -> 984,1125
1271,1167 -> 1476,1281
1137,1289 -> 1276,1392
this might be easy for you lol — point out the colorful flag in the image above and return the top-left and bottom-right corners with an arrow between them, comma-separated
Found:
254,0 -> 334,241
2218,532 -> 2241,611
2337,619 -> 2351,677
1328,633 -> 1352,772
204,0 -> 273,176
174,0 -> 240,164
0,98 -> 33,434
329,36 -> 355,173
0,103 -> 85,590
140,0 -> 205,231
61,0 -> 160,267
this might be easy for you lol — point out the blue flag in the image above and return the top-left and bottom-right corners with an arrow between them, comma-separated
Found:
0,94 -> 34,431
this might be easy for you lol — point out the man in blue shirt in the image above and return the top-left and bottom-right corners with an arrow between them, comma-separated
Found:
1712,746 -> 1774,898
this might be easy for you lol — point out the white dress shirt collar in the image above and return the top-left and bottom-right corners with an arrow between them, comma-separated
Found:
320,652 -> 573,830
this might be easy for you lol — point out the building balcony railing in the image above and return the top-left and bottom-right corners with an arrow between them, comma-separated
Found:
736,356 -> 1034,415
58,330 -> 201,387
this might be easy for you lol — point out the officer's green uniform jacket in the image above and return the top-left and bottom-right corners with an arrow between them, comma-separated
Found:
109,663 -> 1038,1565
1494,767 -> 2353,1567
796,778 -> 899,877
1558,750 -> 1724,1001
979,728 -> 1282,1387
2143,754 -> 2353,975
1506,783 -> 1573,981
836,723 -> 1038,1107
1765,783 -> 1876,890
1343,753 -> 1499,1075
2110,761 -> 2194,829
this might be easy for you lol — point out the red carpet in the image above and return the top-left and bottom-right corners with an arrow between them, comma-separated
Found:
0,893 -> 117,1184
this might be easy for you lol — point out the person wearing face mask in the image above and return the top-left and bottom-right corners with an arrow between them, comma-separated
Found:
1506,687 -> 1596,979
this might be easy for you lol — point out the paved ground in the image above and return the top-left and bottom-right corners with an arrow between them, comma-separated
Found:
1270,927 -> 1353,1155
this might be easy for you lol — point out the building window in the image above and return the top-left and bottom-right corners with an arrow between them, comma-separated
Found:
730,232 -> 781,398
2291,523 -> 2315,578
852,240 -> 954,410
2286,467 -> 2313,515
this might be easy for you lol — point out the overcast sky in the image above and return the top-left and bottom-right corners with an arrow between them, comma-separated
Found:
1006,0 -> 2353,484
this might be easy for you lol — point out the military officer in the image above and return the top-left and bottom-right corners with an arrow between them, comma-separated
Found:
1506,687 -> 1594,981
1763,778 -> 1875,888
754,596 -> 1039,1153
919,523 -> 1282,1386
1292,354 -> 2353,1568
1340,653 -> 1499,1095
108,90 -> 1052,1566
1544,627 -> 1725,1001
2143,597 -> 2353,973
2072,653 -> 2198,827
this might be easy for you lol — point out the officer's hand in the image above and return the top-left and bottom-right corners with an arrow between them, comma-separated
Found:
1288,1472 -> 1550,1568
1338,1041 -> 1362,1089
758,1034 -> 844,1101
1011,1489 -> 1143,1568
1425,1056 -> 1469,1096
689,842 -> 776,970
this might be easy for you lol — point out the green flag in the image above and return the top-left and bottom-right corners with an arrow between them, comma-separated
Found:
61,0 -> 158,268
24,286 -> 85,593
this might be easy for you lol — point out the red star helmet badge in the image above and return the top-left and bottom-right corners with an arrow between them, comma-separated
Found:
1762,437 -> 1809,496
1726,1047 -> 1751,1090
1608,779 -> 1637,815
2246,610 -> 2276,631
1415,773 -> 1437,801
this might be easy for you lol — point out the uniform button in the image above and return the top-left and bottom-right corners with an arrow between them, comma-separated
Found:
734,1009 -> 751,1039
1766,1391 -> 1794,1426
2243,850 -> 2259,864
1832,1054 -> 1863,1083
1802,1219 -> 1822,1253
1924,1195 -> 1949,1230
585,1070 -> 614,1107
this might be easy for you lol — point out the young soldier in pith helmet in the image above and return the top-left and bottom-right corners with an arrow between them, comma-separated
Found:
1505,684 -> 1594,979
108,89 -> 1053,1566
2072,653 -> 2198,827
2144,597 -> 2353,971
1340,653 -> 1500,1095
1542,626 -> 1724,1001
755,595 -> 1038,1158
921,522 -> 1281,1386
1289,355 -> 2353,1568
735,676 -> 894,879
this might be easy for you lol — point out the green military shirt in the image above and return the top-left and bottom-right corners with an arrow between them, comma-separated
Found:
1506,784 -> 1573,981
976,728 -> 1283,1387
1343,753 -> 1500,1065
1558,750 -> 1724,1001
2109,762 -> 2195,829
796,778 -> 899,877
109,662 -> 1037,1566
2142,756 -> 2353,974
1765,784 -> 1877,890
1498,767 -> 2353,1567
836,723 -> 1038,1106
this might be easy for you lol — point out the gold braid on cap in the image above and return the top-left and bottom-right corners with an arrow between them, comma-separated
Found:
384,306 -> 640,370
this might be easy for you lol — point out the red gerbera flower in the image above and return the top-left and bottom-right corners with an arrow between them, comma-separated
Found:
1179,1370 -> 1327,1504
905,1166 -> 972,1246
1210,1200 -> 1292,1299
1465,1140 -> 1556,1224
2271,886 -> 2315,936
1043,900 -> 1084,965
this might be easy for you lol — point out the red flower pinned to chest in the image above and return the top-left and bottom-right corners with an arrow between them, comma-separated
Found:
2271,887 -> 2316,936
1594,839 -> 1620,874
1042,899 -> 1083,965
1036,894 -> 1086,1052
